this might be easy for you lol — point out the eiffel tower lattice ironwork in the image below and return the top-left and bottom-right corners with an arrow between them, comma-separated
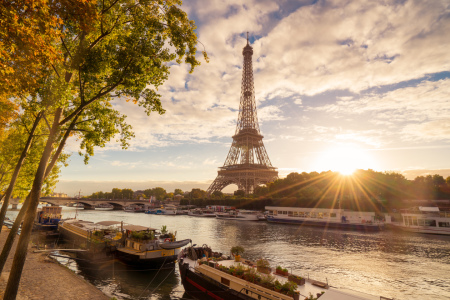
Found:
207,35 -> 278,195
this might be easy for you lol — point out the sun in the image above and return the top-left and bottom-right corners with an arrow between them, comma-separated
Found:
315,146 -> 375,175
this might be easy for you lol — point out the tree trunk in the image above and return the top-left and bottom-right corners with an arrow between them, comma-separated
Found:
0,114 -> 78,277
0,112 -> 43,234
0,195 -> 29,274
3,108 -> 62,300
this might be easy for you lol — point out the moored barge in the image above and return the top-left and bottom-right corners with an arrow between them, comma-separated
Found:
178,245 -> 392,300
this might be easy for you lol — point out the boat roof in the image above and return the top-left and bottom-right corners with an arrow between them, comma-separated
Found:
419,206 -> 440,212
122,224 -> 157,231
95,221 -> 122,226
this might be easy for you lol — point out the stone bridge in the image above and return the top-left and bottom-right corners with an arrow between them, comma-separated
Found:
39,197 -> 150,210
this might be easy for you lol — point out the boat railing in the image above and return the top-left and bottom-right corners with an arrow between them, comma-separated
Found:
338,287 -> 393,300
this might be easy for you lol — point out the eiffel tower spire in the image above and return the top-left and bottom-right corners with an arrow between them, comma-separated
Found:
208,35 -> 278,195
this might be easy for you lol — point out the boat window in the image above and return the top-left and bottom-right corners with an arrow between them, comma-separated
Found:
318,213 -> 323,219
438,222 -> 450,227
288,211 -> 293,216
330,213 -> 336,218
221,277 -> 230,286
310,212 -> 316,218
412,217 -> 418,226
418,219 -> 426,226
283,211 -> 288,215
426,220 -> 436,227
293,212 -> 298,217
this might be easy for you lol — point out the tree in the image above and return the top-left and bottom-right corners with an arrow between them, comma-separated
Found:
174,188 -> 183,195
211,190 -> 223,199
3,1 -> 206,298
191,188 -> 207,199
152,187 -> 167,201
234,189 -> 245,197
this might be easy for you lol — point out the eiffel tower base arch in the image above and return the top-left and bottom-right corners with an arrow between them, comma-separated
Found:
208,168 -> 278,195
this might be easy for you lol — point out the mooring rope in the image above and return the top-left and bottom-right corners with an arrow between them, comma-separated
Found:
137,255 -> 169,299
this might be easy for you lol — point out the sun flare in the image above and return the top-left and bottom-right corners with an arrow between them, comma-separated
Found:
315,146 -> 375,175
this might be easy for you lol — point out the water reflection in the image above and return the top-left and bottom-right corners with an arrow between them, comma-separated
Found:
6,206 -> 450,300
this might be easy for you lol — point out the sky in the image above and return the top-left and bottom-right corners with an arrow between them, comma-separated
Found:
55,0 -> 450,197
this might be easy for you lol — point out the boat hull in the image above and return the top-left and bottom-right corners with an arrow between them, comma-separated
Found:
178,260 -> 254,300
391,224 -> 450,235
58,221 -> 115,262
115,248 -> 178,267
266,216 -> 384,231
215,215 -> 259,221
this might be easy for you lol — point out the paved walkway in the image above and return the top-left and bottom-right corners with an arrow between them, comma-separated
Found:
0,229 -> 108,300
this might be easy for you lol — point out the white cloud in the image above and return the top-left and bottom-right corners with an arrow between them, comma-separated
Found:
310,79 -> 450,142
71,0 -> 450,152
258,105 -> 285,122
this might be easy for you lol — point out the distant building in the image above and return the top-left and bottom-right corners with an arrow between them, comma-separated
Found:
51,193 -> 69,198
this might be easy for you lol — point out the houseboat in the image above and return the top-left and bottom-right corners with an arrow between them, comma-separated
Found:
216,210 -> 261,221
58,219 -> 122,261
34,206 -> 62,231
188,209 -> 216,218
178,244 -> 392,300
161,205 -> 177,215
59,219 -> 190,266
265,206 -> 385,231
116,224 -> 191,267
123,204 -> 146,213
145,208 -> 163,214
394,206 -> 450,235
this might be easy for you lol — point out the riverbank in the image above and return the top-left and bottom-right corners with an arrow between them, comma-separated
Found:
0,229 -> 108,300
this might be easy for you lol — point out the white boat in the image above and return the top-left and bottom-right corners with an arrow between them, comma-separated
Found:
161,205 -> 177,215
265,206 -> 385,231
176,209 -> 189,215
123,204 -> 145,213
179,245 -> 393,300
188,209 -> 216,218
393,206 -> 450,235
216,210 -> 261,221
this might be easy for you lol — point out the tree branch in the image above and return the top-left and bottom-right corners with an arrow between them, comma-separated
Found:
60,37 -> 73,61
59,58 -> 133,126
42,113 -> 51,131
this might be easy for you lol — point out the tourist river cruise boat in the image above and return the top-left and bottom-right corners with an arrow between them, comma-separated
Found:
178,245 -> 392,300
265,206 -> 385,231
393,206 -> 450,235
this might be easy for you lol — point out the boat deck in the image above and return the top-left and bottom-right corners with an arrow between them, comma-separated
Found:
182,256 -> 381,300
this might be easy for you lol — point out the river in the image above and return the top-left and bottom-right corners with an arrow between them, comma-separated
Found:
6,206 -> 450,300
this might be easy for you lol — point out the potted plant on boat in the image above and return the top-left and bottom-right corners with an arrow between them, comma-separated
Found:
273,280 -> 282,292
256,258 -> 271,274
234,264 -> 245,278
243,267 -> 260,283
282,281 -> 298,297
259,273 -> 275,289
276,265 -> 289,276
288,274 -> 306,286
230,245 -> 245,262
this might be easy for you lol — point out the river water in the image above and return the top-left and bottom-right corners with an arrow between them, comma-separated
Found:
6,206 -> 450,300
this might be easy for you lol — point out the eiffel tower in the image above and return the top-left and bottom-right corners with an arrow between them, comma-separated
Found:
207,34 -> 278,195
